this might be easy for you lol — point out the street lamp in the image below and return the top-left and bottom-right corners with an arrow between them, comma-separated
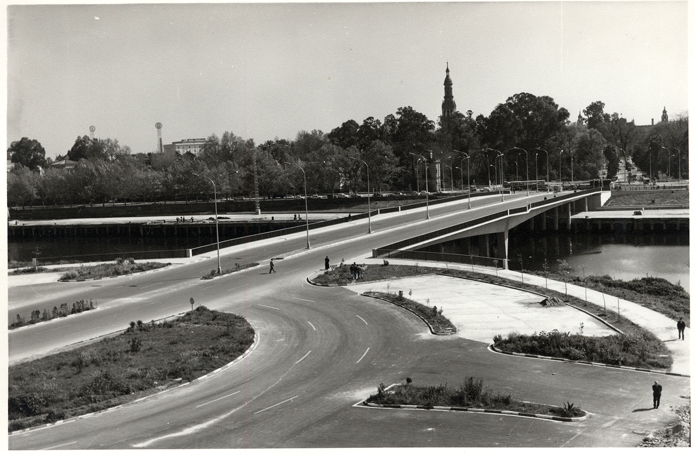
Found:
445,164 -> 454,192
192,172 -> 221,274
511,147 -> 530,196
534,147 -> 549,189
416,154 -> 431,220
285,162 -> 310,249
350,157 -> 372,234
409,152 -> 420,192
454,149 -> 471,209
489,164 -> 496,185
496,152 -> 505,201
559,149 -> 563,187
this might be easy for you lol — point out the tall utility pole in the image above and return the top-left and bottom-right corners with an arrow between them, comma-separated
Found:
253,150 -> 261,215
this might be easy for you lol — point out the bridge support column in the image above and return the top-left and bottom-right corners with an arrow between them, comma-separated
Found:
529,215 -> 535,231
542,212 -> 547,231
496,230 -> 508,269
566,204 -> 572,231
584,197 -> 589,212
483,234 -> 490,257
553,207 -> 559,231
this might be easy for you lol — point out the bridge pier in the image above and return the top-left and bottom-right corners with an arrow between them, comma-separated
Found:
566,204 -> 572,231
553,207 -> 559,231
496,229 -> 508,269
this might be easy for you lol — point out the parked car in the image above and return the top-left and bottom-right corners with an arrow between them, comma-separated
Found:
334,193 -> 349,198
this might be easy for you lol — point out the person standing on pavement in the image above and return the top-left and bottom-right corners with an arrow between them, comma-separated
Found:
324,256 -> 330,270
652,381 -> 662,409
269,259 -> 276,274
677,318 -> 686,340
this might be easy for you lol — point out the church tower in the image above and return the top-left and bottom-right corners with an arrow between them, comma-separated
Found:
441,63 -> 457,127
661,107 -> 668,123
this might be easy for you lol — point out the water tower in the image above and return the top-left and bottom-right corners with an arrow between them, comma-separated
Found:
89,125 -> 95,139
155,122 -> 163,154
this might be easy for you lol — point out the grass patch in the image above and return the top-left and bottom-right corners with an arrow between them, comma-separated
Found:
605,190 -> 689,207
494,329 -> 672,369
363,291 -> 456,334
313,263 -> 432,285
201,262 -> 260,279
533,272 -> 689,326
366,378 -> 584,418
8,306 -> 254,432
58,258 -> 170,281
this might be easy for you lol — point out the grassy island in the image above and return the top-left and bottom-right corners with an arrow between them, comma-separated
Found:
59,257 -> 170,282
8,306 -> 254,432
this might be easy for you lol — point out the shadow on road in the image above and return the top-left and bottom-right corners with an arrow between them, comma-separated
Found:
632,407 -> 656,413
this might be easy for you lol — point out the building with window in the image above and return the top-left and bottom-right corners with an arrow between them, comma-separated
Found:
170,138 -> 207,155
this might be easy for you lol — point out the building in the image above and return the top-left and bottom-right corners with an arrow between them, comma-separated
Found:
50,158 -> 78,170
169,138 -> 207,155
441,63 -> 457,128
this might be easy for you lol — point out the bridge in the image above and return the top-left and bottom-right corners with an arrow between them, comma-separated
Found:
373,189 -> 609,269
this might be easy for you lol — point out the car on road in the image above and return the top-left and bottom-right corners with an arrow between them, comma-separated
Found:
333,193 -> 350,198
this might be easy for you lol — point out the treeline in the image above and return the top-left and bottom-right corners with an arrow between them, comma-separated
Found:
7,95 -> 689,208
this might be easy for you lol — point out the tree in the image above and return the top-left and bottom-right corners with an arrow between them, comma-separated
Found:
7,165 -> 37,208
67,136 -> 130,162
603,144 -> 620,179
581,101 -> 610,129
8,137 -> 47,171
327,120 -> 360,149
292,130 -> 327,160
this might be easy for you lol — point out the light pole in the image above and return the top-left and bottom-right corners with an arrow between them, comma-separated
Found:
512,147 -> 530,196
534,151 -> 539,191
489,164 -> 496,185
559,149 -> 563,187
445,164 -> 454,192
409,152 -> 420,192
570,154 -> 574,184
675,147 -> 681,182
496,152 -> 505,201
350,157 -> 372,234
454,150 -> 471,209
534,147 -> 549,190
285,162 -> 310,249
417,154 -> 431,220
192,172 -> 221,274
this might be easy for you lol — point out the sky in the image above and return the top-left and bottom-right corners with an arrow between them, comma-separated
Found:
4,1 -> 690,159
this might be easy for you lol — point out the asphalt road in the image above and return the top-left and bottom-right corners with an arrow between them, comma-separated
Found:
8,191 -> 688,449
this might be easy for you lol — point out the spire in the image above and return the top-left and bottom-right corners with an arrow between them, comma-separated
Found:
442,63 -> 456,125
661,106 -> 668,123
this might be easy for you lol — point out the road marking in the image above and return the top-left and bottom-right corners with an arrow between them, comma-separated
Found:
257,304 -> 279,310
254,396 -> 298,415
296,350 -> 311,364
307,321 -> 316,331
196,391 -> 240,408
356,347 -> 370,364
356,315 -> 368,325
42,441 -> 77,450
291,297 -> 315,303
283,268 -> 298,275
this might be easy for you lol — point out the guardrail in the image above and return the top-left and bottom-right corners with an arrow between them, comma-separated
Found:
375,250 -> 505,268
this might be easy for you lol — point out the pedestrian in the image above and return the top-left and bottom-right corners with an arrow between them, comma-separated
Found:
652,381 -> 662,409
325,256 -> 330,270
350,262 -> 357,280
294,214 -> 297,221
356,265 -> 363,279
269,259 -> 276,274
677,318 -> 686,340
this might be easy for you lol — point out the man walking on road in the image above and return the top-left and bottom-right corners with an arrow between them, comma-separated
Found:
677,318 -> 686,340
269,259 -> 276,274
652,381 -> 662,409
325,256 -> 330,270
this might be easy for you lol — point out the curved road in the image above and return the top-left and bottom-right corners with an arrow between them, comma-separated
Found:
9,192 -> 688,448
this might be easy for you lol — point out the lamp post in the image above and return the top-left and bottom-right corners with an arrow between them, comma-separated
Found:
559,149 -> 563,187
350,157 -> 372,233
409,152 -> 420,192
285,162 -> 310,249
489,164 -> 496,185
511,147 -> 530,196
534,147 -> 549,191
496,152 -> 505,201
445,164 -> 454,192
417,154 -> 431,220
534,151 -> 539,191
454,150 -> 471,209
192,172 -> 221,274
570,154 -> 574,184
675,147 -> 681,182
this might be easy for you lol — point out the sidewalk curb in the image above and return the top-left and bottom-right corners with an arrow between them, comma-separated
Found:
361,291 -> 457,336
488,344 -> 690,378
9,331 -> 261,436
